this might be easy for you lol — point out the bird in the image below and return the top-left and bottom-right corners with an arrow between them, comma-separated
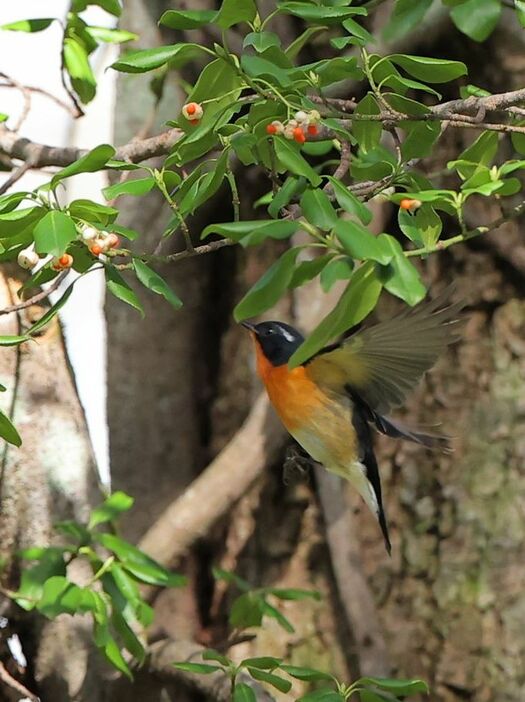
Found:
242,288 -> 463,554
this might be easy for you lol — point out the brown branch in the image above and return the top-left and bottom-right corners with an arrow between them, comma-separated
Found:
0,660 -> 39,702
0,71 -> 78,119
0,270 -> 69,317
115,239 -> 236,270
138,394 -> 285,568
314,468 -> 390,677
0,160 -> 33,196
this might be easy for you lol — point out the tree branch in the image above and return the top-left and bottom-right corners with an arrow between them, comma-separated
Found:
0,270 -> 70,317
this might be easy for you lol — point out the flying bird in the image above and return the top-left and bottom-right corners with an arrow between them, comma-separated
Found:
242,289 -> 463,554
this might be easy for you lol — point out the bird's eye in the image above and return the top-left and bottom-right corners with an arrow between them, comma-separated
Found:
265,328 -> 275,336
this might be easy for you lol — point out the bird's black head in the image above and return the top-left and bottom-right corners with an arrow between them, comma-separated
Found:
242,320 -> 304,366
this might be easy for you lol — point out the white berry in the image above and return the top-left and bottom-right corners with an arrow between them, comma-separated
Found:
17,249 -> 39,270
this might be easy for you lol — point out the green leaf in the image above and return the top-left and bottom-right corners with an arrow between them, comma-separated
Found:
159,9 -> 216,30
36,576 -> 84,618
353,94 -> 381,153
1,18 -> 54,32
229,592 -> 264,628
102,176 -> 155,200
63,37 -> 96,103
101,633 -> 132,679
105,266 -> 144,316
378,234 -> 426,305
234,683 -> 257,702
400,122 -> 441,161
202,220 -> 298,246
359,677 -> 429,696
95,533 -> 186,587
54,520 -> 90,542
450,0 -> 501,41
34,211 -> 78,257
27,283 -> 75,336
298,688 -> 344,702
300,189 -> 338,231
241,657 -> 281,670
215,0 -> 257,28
244,31 -> 281,53
234,247 -> 302,320
132,260 -> 182,310
516,0 -> 525,27
241,55 -> 292,87
260,601 -> 295,633
270,588 -> 321,601
278,2 -> 366,23
288,262 -> 382,368
80,0 -> 122,16
274,137 -> 322,186
15,550 -> 66,610
335,221 -> 393,265
280,665 -> 334,682
88,491 -> 134,528
202,649 -> 232,666
0,410 -> 21,447
0,335 -> 31,347
111,609 -> 145,661
389,54 -> 467,83
290,255 -> 333,289
85,26 -> 138,43
289,263 -> 382,367
69,198 -> 118,226
52,144 -> 115,186
320,258 -> 354,292
286,26 -> 328,59
325,177 -> 372,225
341,17 -> 374,46
247,668 -> 292,693
212,567 -> 251,591
382,0 -> 432,41
174,662 -> 222,674
111,43 -> 204,73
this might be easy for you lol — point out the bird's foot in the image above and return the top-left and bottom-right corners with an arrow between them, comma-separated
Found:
283,444 -> 314,485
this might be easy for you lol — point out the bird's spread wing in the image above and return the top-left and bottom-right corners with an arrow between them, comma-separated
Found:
306,287 -> 463,414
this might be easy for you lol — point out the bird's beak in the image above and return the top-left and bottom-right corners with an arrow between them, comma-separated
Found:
241,321 -> 257,334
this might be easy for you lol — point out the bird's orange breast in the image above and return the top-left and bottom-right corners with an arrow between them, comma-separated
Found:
254,341 -> 326,431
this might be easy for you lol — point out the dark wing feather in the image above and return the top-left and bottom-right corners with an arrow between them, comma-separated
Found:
307,286 -> 463,414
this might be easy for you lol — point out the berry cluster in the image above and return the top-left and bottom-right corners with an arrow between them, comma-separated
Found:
266,110 -> 320,144
181,102 -> 204,126
17,225 -> 120,272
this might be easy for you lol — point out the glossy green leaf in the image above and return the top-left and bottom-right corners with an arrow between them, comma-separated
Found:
289,262 -> 382,367
260,601 -> 295,633
69,198 -> 118,225
1,18 -> 54,32
111,609 -> 145,661
111,43 -> 204,73
174,662 -> 222,674
516,0 -> 525,27
234,683 -> 257,702
450,0 -> 501,41
229,592 -> 264,628
341,17 -> 374,46
88,491 -> 134,528
0,335 -> 30,346
359,677 -> 429,695
353,94 -> 381,153
159,9 -> 216,29
268,176 -> 305,219
234,247 -> 302,320
247,667 -> 292,693
34,211 -> 78,257
202,219 -> 298,245
241,55 -> 292,87
300,188 -> 338,231
37,576 -> 84,618
382,0 -> 432,41
298,687 -> 344,702
202,649 -> 232,665
105,266 -> 144,316
96,532 -> 186,587
241,657 -> 281,670
52,144 -> 116,186
280,665 -> 334,682
278,2 -> 366,23
270,588 -> 321,601
325,177 -> 372,224
14,550 -> 66,610
102,176 -> 155,200
215,0 -> 257,28
101,633 -> 132,679
378,234 -> 426,305
85,26 -> 137,43
27,282 -> 75,336
320,257 -> 354,292
274,137 -> 322,186
63,37 -> 96,103
400,122 -> 441,160
335,221 -> 393,265
244,31 -> 281,52
133,260 -> 182,310
0,410 -> 21,447
290,254 -> 333,289
389,54 -> 467,83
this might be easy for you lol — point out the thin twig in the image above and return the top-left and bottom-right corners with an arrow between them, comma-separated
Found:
0,654 -> 39,701
0,71 -> 78,118
115,238 -> 236,270
0,160 -> 32,196
0,270 -> 69,317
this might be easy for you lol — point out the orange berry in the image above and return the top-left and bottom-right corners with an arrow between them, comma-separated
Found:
59,254 -> 72,267
189,118 -> 200,126
293,127 -> 306,144
266,123 -> 278,135
182,102 -> 203,120
307,124 -> 318,136
186,103 -> 196,115
107,233 -> 120,249
399,198 -> 422,212
90,244 -> 103,256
